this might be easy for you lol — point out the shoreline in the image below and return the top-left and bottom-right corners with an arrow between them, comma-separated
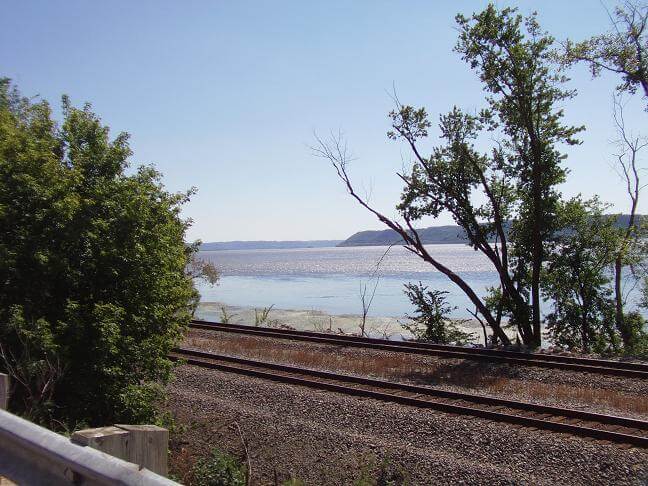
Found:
195,301 -> 502,344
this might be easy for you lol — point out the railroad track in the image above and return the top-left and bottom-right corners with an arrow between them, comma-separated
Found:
171,346 -> 648,448
189,320 -> 648,378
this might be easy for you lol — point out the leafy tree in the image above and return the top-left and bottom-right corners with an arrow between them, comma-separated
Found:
316,5 -> 581,348
564,1 -> 648,351
0,79 -> 199,427
542,199 -> 619,353
401,283 -> 473,345
608,98 -> 648,350
619,310 -> 648,357
564,1 -> 648,110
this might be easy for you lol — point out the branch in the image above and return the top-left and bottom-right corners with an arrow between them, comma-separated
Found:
313,131 -> 508,343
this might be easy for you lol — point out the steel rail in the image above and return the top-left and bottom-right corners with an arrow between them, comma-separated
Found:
189,319 -> 648,378
172,347 -> 648,448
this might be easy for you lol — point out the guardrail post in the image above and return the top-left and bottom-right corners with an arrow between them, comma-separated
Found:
0,374 -> 8,410
72,424 -> 169,477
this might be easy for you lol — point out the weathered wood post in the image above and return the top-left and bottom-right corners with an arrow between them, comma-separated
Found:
71,424 -> 169,476
116,424 -> 169,477
0,374 -> 9,410
71,426 -> 131,459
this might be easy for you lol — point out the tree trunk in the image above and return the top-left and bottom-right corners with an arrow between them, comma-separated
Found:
530,167 -> 543,349
614,256 -> 629,345
615,198 -> 639,348
416,249 -> 512,345
581,296 -> 590,353
581,315 -> 589,353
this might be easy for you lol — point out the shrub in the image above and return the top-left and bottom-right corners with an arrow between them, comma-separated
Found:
191,449 -> 247,486
622,311 -> 648,358
0,79 -> 198,427
401,282 -> 473,345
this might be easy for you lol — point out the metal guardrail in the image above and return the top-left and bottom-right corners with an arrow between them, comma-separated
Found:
0,408 -> 178,486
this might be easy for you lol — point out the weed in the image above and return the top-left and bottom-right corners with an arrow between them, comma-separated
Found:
191,448 -> 247,486
254,305 -> 279,327
220,307 -> 237,325
353,456 -> 409,486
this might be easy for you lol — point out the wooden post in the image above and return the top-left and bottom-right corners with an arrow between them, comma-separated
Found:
115,424 -> 169,477
71,424 -> 168,477
71,426 -> 131,460
0,374 -> 9,410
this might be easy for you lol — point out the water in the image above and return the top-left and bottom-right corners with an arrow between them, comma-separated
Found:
196,244 -> 500,318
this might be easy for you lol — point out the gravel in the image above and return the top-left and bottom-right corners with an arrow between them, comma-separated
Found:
167,364 -> 648,485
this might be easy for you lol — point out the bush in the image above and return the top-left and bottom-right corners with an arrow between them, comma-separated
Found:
401,282 -> 473,345
542,198 -> 620,353
191,449 -> 247,486
0,79 -> 198,427
622,311 -> 648,358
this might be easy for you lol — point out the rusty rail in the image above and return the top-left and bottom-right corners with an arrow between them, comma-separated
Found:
189,320 -> 648,378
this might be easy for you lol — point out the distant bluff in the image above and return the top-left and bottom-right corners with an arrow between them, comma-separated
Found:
336,225 -> 469,247
337,214 -> 644,247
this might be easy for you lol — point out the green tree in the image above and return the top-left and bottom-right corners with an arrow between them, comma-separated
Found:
401,283 -> 473,345
316,5 -> 581,348
608,99 -> 647,351
564,1 -> 648,110
0,79 -> 199,427
564,1 -> 648,350
542,198 -> 619,353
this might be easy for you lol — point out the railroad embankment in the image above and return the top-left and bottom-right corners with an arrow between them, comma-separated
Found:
165,322 -> 648,484
166,364 -> 648,485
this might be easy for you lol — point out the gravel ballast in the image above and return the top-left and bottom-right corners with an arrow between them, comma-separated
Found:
167,364 -> 648,485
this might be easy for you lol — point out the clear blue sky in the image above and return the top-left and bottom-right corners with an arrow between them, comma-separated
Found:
2,1 -> 645,242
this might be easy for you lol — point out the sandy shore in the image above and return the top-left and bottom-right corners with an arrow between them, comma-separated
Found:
195,301 -> 497,343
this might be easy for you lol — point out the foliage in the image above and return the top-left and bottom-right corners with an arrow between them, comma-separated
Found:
386,5 -> 582,348
281,479 -> 306,486
314,4 -> 586,348
254,305 -> 277,327
542,198 -> 620,353
401,283 -> 473,345
187,253 -> 220,286
185,247 -> 220,317
220,306 -> 236,324
191,449 -> 246,486
564,1 -> 648,352
620,310 -> 648,356
0,79 -> 198,427
352,456 -> 409,486
564,0 -> 648,109
0,308 -> 62,423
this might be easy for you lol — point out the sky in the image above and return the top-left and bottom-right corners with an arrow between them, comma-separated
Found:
2,1 -> 646,242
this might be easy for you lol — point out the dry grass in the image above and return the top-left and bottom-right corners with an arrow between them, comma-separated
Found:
169,446 -> 197,484
184,333 -> 648,416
